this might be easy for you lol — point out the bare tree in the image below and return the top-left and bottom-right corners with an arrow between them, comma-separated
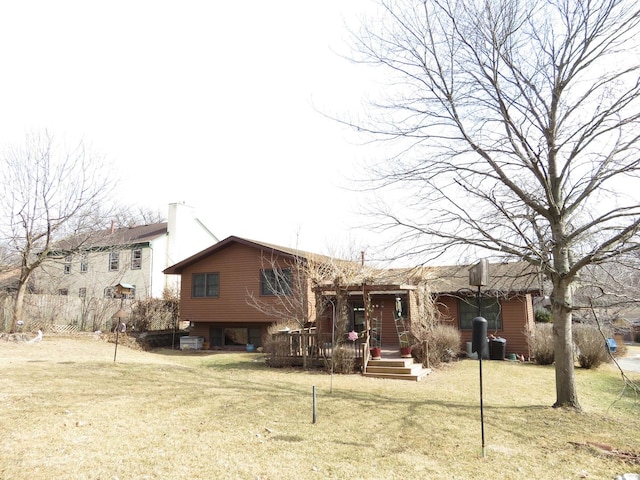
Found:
347,0 -> 640,409
246,247 -> 379,368
111,206 -> 166,228
246,252 -> 315,367
0,131 -> 116,332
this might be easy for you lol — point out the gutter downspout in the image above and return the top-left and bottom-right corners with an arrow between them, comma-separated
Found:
148,243 -> 154,299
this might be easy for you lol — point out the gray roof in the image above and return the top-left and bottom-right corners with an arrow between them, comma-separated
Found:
417,261 -> 542,294
54,223 -> 167,251
163,235 -> 333,274
164,236 -> 542,295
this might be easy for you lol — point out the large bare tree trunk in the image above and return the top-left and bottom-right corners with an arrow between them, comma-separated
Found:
9,280 -> 27,333
551,279 -> 580,409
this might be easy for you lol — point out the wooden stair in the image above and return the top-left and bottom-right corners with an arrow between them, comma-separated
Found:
363,358 -> 431,381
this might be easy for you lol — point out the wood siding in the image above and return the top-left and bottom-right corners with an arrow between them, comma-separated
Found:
435,294 -> 532,357
178,243 -> 313,344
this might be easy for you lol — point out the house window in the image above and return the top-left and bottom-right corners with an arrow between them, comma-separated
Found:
80,253 -> 88,273
192,273 -> 219,298
260,268 -> 292,296
59,289 -> 69,296
104,286 -> 115,298
109,251 -> 119,271
210,327 -> 263,347
79,287 -> 86,298
64,255 -> 72,274
131,248 -> 142,270
458,297 -> 502,330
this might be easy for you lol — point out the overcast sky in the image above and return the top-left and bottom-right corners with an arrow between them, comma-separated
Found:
0,1 -> 386,257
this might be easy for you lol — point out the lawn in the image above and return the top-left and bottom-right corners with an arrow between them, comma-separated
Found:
1,335 -> 638,480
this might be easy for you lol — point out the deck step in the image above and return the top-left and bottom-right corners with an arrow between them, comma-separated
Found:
368,358 -> 414,368
363,370 -> 431,381
364,358 -> 431,381
366,365 -> 416,375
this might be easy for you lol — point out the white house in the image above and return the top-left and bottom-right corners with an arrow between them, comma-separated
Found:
41,203 -> 218,299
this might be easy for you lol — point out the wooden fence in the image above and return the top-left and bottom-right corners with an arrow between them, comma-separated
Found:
0,294 -> 177,333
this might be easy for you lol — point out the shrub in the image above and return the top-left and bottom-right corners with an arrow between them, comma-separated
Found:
411,323 -> 461,368
535,308 -> 552,323
526,323 -> 555,365
130,298 -> 179,331
573,323 -> 611,369
263,320 -> 299,368
331,345 -> 356,374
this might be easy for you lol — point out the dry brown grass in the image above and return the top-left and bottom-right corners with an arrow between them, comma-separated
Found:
1,335 -> 639,480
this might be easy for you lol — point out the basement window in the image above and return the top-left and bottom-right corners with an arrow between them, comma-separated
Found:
210,327 -> 263,347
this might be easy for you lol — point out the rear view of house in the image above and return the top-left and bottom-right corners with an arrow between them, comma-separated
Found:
163,236 -> 313,349
164,236 -> 542,360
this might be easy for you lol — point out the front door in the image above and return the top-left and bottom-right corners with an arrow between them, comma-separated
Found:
351,302 -> 365,334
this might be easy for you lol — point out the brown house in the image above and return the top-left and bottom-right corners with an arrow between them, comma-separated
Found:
164,236 -> 542,360
163,236 -> 318,349
422,262 -> 542,357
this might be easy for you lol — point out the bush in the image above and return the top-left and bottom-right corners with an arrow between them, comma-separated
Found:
535,308 -> 552,323
130,298 -> 179,331
411,323 -> 461,368
263,320 -> 299,368
573,323 -> 611,369
526,323 -> 555,365
331,345 -> 356,374
265,336 -> 293,368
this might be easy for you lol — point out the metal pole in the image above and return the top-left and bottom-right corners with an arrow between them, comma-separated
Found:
113,326 -> 119,362
330,299 -> 336,394
312,385 -> 317,424
477,284 -> 486,457
479,353 -> 486,458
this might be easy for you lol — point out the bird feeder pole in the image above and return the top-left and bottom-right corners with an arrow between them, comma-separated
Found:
112,309 -> 127,362
469,259 -> 489,458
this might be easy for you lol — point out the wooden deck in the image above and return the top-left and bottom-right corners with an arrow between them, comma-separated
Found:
271,331 -> 431,380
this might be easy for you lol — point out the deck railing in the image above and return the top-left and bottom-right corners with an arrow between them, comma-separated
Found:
271,329 -> 364,366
